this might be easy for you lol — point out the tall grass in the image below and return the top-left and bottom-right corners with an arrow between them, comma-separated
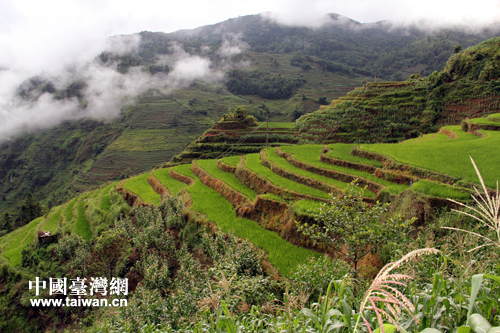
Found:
123,172 -> 162,205
197,159 -> 257,200
245,153 -> 330,199
445,157 -> 500,252
174,165 -> 321,276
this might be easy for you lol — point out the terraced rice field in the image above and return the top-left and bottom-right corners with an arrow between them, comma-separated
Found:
1,121 -> 487,272
152,168 -> 187,197
245,153 -> 330,199
360,126 -> 500,188
196,159 -> 258,200
264,148 -> 376,198
41,206 -> 63,234
74,196 -> 92,240
123,172 -> 162,205
325,143 -> 384,167
1,217 -> 44,265
279,144 -> 407,192
170,163 -> 320,276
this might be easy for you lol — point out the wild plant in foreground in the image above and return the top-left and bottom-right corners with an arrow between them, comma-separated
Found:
444,157 -> 500,252
354,248 -> 441,333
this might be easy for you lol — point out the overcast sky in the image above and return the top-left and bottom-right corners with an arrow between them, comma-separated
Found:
2,0 -> 499,78
0,0 -> 499,140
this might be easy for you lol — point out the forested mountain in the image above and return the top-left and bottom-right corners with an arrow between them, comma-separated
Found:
1,13 -> 499,226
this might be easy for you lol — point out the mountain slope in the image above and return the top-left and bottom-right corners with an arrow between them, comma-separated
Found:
1,15 -> 499,224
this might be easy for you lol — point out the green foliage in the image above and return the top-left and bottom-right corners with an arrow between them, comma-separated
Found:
297,181 -> 415,271
289,255 -> 352,300
15,192 -> 43,228
54,233 -> 88,262
226,69 -> 306,99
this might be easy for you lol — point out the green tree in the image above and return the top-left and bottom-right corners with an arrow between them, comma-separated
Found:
297,181 -> 415,273
16,192 -> 43,228
454,44 -> 463,54
234,105 -> 249,118
1,212 -> 12,232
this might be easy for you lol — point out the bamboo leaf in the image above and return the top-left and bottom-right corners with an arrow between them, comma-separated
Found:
373,324 -> 397,333
468,274 -> 485,319
469,313 -> 492,333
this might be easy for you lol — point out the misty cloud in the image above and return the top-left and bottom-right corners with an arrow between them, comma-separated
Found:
0,32 -> 247,142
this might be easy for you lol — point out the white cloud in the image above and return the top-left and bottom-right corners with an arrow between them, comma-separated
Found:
1,0 -> 499,141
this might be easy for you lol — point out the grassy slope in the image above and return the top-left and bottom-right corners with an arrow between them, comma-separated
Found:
222,155 -> 241,166
196,159 -> 258,200
360,126 -> 500,188
65,198 -> 77,222
99,183 -> 117,212
173,164 -> 320,276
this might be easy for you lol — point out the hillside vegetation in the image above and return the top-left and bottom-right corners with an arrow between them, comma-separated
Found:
2,15 -> 498,222
297,37 -> 500,144
2,28 -> 500,333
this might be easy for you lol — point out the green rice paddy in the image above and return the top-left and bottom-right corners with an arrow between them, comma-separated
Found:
279,145 -> 404,191
325,143 -> 384,167
196,159 -> 258,200
65,198 -> 77,222
265,148 -> 376,198
43,206 -> 63,234
360,126 -> 500,188
123,172 -> 162,205
174,165 -> 320,276
2,217 -> 43,266
152,168 -> 187,196
75,198 -> 92,240
245,153 -> 330,199
221,155 -> 241,166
